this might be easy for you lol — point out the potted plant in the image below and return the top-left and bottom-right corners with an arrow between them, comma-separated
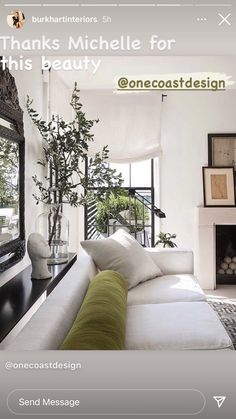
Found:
155,232 -> 177,248
95,192 -> 149,235
27,83 -> 123,264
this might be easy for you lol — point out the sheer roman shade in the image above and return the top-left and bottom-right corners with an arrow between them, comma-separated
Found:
81,91 -> 163,163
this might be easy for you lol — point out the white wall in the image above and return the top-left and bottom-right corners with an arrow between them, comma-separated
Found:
160,90 -> 236,249
0,58 -> 44,286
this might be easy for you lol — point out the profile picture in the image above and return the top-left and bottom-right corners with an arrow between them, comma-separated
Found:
7,10 -> 25,29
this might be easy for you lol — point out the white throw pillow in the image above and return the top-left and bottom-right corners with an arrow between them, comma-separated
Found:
81,229 -> 162,289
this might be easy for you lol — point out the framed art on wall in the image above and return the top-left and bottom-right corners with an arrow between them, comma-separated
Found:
202,167 -> 236,207
208,134 -> 236,170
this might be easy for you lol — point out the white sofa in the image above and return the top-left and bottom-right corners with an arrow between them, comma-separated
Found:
3,248 -> 233,351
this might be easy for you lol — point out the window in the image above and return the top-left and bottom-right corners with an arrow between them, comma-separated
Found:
109,159 -> 153,188
85,159 -> 157,247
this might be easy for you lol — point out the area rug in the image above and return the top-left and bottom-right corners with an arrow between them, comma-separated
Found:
208,299 -> 236,349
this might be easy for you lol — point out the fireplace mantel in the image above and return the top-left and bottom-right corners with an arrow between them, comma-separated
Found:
194,207 -> 236,290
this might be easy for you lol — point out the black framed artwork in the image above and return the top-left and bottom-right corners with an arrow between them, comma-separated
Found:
202,166 -> 236,207
208,133 -> 236,170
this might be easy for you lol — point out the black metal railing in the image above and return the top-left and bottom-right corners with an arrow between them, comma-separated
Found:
84,187 -> 165,247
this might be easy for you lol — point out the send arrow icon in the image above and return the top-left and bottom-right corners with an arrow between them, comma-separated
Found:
213,396 -> 226,408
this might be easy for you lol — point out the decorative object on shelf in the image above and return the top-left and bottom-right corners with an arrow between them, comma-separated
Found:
0,58 -> 25,273
208,133 -> 236,171
27,83 -> 123,265
27,233 -> 52,280
202,166 -> 236,207
155,232 -> 177,248
36,204 -> 69,265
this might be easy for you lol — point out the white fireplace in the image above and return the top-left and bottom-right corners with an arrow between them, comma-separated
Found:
194,207 -> 236,290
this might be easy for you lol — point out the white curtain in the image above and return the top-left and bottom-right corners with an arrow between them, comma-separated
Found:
80,91 -> 163,163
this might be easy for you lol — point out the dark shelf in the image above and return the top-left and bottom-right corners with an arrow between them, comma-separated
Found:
0,253 -> 77,343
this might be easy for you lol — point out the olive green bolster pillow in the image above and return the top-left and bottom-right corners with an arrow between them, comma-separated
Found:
60,270 -> 128,350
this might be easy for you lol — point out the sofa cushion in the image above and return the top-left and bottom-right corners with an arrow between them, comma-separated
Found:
146,248 -> 193,275
125,302 -> 233,350
128,274 -> 206,305
60,270 -> 128,350
81,229 -> 162,289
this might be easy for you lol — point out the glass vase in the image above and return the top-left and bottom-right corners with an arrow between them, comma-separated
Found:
36,204 -> 69,265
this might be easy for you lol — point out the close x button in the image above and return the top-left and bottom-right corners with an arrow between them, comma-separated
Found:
218,13 -> 231,26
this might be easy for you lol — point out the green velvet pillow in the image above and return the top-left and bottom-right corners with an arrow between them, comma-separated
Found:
60,270 -> 128,350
